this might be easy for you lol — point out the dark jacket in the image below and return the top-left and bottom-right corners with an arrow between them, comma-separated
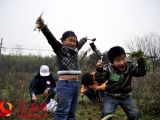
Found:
29,72 -> 56,96
96,60 -> 146,98
41,27 -> 87,75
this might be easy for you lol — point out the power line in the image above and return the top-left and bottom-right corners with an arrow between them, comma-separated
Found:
1,46 -> 53,51
3,43 -> 50,48
1,39 -> 55,56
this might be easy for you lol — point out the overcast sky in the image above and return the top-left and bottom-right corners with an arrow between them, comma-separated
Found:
0,0 -> 160,56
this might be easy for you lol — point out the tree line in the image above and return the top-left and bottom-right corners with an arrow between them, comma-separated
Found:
1,32 -> 160,75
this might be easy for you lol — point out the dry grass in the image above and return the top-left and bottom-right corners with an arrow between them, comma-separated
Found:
0,71 -> 160,120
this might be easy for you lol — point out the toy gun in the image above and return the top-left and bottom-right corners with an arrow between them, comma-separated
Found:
89,42 -> 102,60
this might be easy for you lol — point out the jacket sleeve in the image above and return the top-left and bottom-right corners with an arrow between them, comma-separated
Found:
49,73 -> 56,89
96,64 -> 109,81
131,59 -> 146,77
29,75 -> 37,96
80,85 -> 87,94
77,38 -> 87,51
99,81 -> 108,90
41,26 -> 62,53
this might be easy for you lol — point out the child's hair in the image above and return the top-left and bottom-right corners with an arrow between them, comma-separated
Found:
95,72 -> 106,84
107,46 -> 126,62
60,30 -> 78,47
60,30 -> 77,40
81,73 -> 93,86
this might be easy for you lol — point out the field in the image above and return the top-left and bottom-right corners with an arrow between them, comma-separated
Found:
0,72 -> 160,120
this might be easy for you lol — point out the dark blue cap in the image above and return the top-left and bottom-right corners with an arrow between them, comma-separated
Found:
60,30 -> 77,40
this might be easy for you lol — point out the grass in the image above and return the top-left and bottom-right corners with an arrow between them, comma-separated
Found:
0,71 -> 160,120
48,96 -> 126,120
76,96 -> 102,120
1,95 -> 160,120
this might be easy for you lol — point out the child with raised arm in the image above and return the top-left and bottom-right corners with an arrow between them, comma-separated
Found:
95,46 -> 146,120
35,17 -> 88,120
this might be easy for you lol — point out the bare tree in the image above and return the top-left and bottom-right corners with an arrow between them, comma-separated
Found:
125,32 -> 160,73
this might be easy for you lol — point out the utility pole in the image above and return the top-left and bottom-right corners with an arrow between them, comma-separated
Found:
0,38 -> 3,59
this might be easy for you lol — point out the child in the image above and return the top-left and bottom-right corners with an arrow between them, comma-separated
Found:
35,17 -> 88,120
29,65 -> 56,103
95,46 -> 146,120
80,72 -> 107,103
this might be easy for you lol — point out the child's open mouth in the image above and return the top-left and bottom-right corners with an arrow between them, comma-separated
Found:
119,66 -> 125,71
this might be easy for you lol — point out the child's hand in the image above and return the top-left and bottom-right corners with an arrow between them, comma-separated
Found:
32,94 -> 37,103
93,86 -> 100,91
92,88 -> 97,92
96,86 -> 100,90
43,88 -> 49,97
34,17 -> 46,30
80,93 -> 84,97
96,60 -> 104,68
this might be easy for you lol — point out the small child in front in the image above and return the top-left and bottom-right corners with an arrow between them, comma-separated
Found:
35,17 -> 88,120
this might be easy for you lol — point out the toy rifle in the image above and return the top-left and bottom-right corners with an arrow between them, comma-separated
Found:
87,38 -> 96,41
81,38 -> 96,61
89,42 -> 102,60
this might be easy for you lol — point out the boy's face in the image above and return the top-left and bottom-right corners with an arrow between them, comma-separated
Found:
61,36 -> 77,49
111,54 -> 127,71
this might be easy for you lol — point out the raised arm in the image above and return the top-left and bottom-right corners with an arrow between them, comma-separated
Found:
131,58 -> 146,77
77,36 -> 87,51
35,17 -> 62,53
